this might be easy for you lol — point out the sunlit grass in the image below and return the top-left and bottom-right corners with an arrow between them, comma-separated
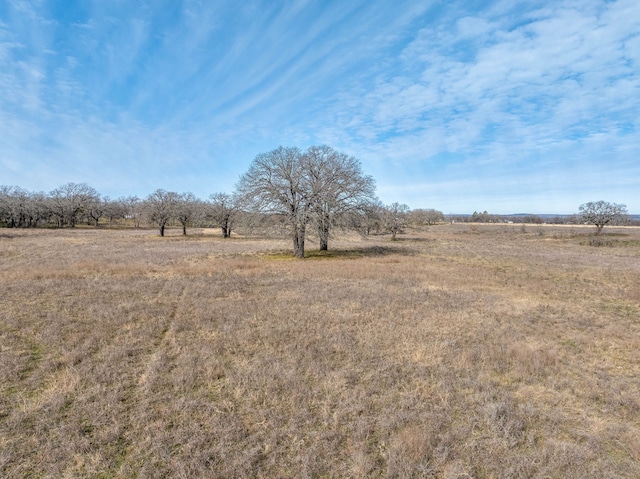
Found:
1,224 -> 639,478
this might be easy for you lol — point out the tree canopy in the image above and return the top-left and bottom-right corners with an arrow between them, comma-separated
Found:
237,145 -> 376,257
579,200 -> 628,235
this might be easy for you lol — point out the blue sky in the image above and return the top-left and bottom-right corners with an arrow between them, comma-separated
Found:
1,0 -> 638,214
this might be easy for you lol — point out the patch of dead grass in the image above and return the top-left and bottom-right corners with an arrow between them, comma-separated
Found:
1,225 -> 639,477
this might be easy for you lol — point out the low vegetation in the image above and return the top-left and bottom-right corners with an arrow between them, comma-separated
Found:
1,224 -> 639,477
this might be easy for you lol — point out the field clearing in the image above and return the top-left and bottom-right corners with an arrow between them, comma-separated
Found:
1,224 -> 639,478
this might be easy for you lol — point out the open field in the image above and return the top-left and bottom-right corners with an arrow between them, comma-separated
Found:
1,224 -> 639,478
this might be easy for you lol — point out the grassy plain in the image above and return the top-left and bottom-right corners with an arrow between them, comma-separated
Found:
1,224 -> 639,478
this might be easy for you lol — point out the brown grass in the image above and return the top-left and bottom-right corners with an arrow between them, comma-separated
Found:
1,224 -> 639,478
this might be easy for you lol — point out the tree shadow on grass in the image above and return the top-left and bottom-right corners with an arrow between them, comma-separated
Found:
388,236 -> 437,243
262,245 -> 410,260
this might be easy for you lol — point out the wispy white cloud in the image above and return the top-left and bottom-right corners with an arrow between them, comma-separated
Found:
306,0 -> 640,211
0,0 -> 638,212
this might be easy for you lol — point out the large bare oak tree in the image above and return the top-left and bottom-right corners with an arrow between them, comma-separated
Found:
304,145 -> 376,251
579,200 -> 628,235
237,145 -> 376,257
237,146 -> 310,257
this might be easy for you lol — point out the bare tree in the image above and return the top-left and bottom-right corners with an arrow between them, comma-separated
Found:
237,146 -> 311,258
26,191 -> 51,227
382,202 -> 410,240
579,200 -> 628,235
103,197 -> 129,226
175,192 -> 198,235
49,183 -> 99,227
521,214 -> 544,224
409,208 -> 444,226
122,196 -> 142,227
471,210 -> 495,223
233,209 -> 267,238
2,186 -> 60,228
144,189 -> 180,236
0,186 -> 15,227
86,196 -> 107,227
304,145 -> 376,251
0,186 -> 33,227
208,192 -> 239,238
356,199 -> 384,236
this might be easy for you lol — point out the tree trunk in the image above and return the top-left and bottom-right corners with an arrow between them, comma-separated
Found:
293,223 -> 306,258
160,223 -> 165,237
319,236 -> 328,251
223,217 -> 232,238
182,224 -> 187,235
318,222 -> 329,251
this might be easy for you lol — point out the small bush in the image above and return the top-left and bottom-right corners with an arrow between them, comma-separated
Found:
584,236 -> 614,247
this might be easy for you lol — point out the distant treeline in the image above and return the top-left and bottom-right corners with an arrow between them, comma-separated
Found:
2,183 -> 636,238
447,210 -> 638,226
448,212 -> 579,224
0,183 -> 444,239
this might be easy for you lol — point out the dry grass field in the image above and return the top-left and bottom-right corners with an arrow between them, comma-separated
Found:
1,224 -> 639,478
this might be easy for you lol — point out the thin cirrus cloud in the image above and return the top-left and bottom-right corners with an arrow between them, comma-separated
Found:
0,0 -> 638,213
